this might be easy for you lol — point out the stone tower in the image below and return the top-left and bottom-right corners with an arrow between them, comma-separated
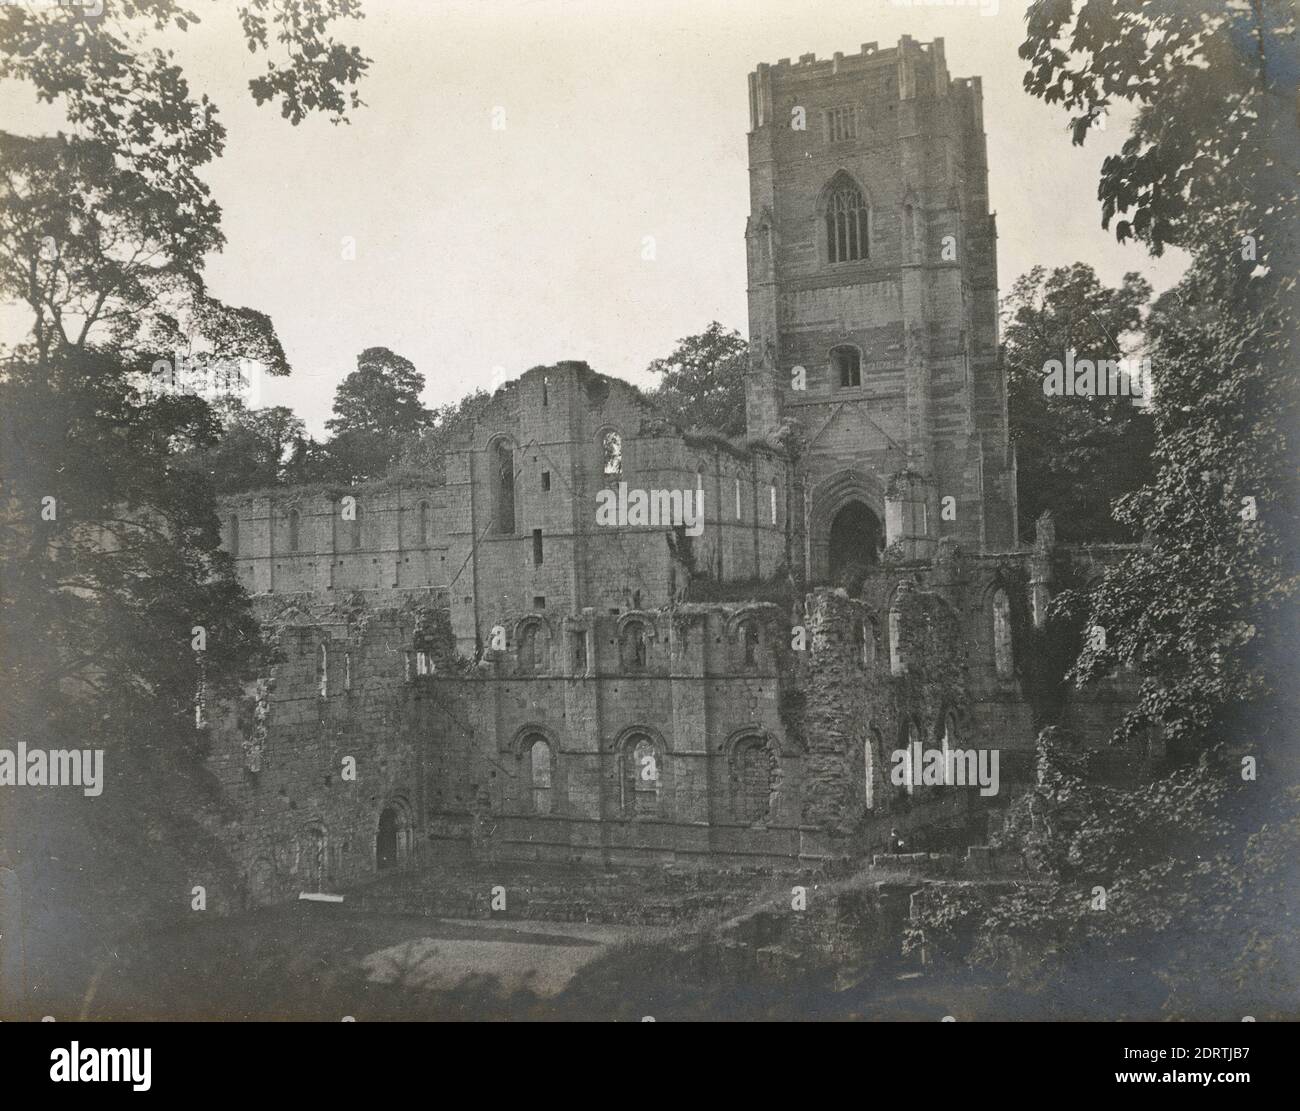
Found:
744,36 -> 1017,579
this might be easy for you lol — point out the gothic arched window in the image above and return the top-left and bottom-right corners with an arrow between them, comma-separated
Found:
992,588 -> 1014,678
287,507 -> 301,553
602,430 -> 622,476
493,441 -> 516,535
826,181 -> 869,262
621,620 -> 647,670
526,734 -> 553,815
518,622 -> 539,674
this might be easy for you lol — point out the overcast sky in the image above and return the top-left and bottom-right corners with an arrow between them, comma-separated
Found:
2,0 -> 1187,435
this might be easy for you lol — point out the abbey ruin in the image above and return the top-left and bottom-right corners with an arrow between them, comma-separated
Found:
206,37 -> 1144,905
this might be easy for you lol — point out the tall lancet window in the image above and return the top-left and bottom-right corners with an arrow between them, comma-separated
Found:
826,181 -> 869,263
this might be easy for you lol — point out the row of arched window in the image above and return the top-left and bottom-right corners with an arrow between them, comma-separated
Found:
501,617 -> 774,674
515,714 -> 974,826
491,432 -> 786,537
849,587 -> 1016,679
314,590 -> 1013,690
887,712 -> 963,799
515,731 -> 778,824
226,501 -> 436,556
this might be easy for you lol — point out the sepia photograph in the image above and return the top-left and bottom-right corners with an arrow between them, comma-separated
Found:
0,0 -> 1296,1065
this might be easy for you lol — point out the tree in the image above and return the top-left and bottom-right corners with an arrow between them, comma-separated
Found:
0,1 -> 371,737
322,347 -> 431,482
1003,263 -> 1155,542
907,0 -> 1300,1022
185,399 -> 307,494
1021,0 -> 1298,755
394,388 -> 495,484
0,0 -> 372,1006
907,728 -> 1299,1019
646,322 -> 749,438
1,347 -> 265,743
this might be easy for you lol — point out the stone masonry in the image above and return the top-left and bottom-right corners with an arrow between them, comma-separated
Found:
203,36 -> 1145,903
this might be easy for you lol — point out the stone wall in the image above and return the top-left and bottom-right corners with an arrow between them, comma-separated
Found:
745,36 -> 1015,552
204,529 -> 1143,905
204,595 -> 455,906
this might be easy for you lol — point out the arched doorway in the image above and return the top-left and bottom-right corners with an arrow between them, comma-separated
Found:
828,500 -> 882,583
807,471 -> 886,585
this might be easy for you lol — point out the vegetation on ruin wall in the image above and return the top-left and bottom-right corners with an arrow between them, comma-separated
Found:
911,0 -> 1299,1018
905,728 -> 1299,1018
684,566 -> 797,609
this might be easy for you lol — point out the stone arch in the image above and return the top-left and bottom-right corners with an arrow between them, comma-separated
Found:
727,732 -> 779,825
985,582 -> 1015,679
512,727 -> 559,816
513,614 -> 553,674
611,725 -> 670,819
720,724 -> 802,764
599,427 -> 623,476
808,469 -> 886,584
723,605 -> 768,641
488,434 -> 517,535
817,169 -> 872,264
616,612 -> 657,670
376,796 -> 414,871
724,606 -> 768,668
615,610 -> 659,638
511,722 -> 562,756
